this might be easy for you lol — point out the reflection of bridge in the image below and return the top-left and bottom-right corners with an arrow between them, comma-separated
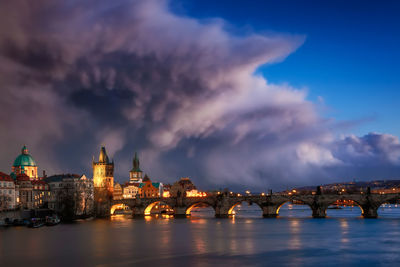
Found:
111,190 -> 400,218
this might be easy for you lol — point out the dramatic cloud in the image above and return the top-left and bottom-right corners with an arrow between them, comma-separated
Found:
0,0 -> 399,190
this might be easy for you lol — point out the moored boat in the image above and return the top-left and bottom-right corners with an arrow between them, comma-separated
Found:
45,215 -> 61,226
28,218 -> 45,228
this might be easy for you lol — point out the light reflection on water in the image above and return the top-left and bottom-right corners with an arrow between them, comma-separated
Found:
2,206 -> 400,266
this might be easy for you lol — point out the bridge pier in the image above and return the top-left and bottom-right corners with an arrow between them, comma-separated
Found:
174,207 -> 188,218
311,206 -> 327,218
361,206 -> 378,218
131,207 -> 146,217
262,205 -> 278,218
214,206 -> 231,218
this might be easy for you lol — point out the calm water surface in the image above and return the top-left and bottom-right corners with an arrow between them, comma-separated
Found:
2,204 -> 400,266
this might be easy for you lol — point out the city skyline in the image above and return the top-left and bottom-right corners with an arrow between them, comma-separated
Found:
2,2 -> 400,266
0,0 -> 399,191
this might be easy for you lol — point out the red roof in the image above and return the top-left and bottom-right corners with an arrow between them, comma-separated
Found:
124,182 -> 140,187
16,173 -> 30,181
32,180 -> 47,185
0,171 -> 13,182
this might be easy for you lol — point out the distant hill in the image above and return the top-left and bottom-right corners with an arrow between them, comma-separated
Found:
295,179 -> 400,191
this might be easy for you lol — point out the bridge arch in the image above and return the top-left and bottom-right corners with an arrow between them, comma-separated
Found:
186,202 -> 215,216
110,203 -> 131,215
228,201 -> 263,216
325,198 -> 364,217
378,198 -> 400,218
144,201 -> 173,216
275,200 -> 313,217
276,201 -> 290,215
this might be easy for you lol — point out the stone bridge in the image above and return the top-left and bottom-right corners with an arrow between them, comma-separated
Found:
110,190 -> 400,218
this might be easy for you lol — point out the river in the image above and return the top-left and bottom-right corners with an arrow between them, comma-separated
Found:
1,204 -> 400,266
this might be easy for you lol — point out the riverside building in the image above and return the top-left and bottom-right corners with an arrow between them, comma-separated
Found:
44,174 -> 94,217
0,172 -> 17,210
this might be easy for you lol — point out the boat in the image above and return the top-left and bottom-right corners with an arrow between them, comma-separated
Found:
45,215 -> 61,226
160,208 -> 174,215
28,218 -> 45,228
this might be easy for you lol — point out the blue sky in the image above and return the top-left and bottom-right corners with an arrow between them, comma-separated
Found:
172,0 -> 400,137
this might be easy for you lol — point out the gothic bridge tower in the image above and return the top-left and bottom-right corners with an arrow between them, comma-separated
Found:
93,146 -> 114,216
129,152 -> 143,183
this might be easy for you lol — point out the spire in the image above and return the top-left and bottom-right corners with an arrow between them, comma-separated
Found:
21,145 -> 28,155
143,173 -> 150,182
99,146 -> 109,163
131,152 -> 142,172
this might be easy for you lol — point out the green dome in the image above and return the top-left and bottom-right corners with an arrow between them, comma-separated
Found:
13,146 -> 37,167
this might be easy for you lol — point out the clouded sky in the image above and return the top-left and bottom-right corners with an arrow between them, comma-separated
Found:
0,0 -> 399,191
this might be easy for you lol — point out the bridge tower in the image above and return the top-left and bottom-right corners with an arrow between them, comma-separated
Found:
129,152 -> 143,183
93,146 -> 114,217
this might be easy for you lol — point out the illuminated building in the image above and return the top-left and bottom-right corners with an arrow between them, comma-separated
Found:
186,190 -> 207,197
139,175 -> 162,198
162,184 -> 171,198
113,183 -> 123,200
15,173 -> 34,209
170,177 -> 197,197
12,145 -> 38,180
372,188 -> 400,194
92,146 -> 114,217
92,146 -> 114,194
123,182 -> 140,199
129,152 -> 143,182
32,179 -> 50,208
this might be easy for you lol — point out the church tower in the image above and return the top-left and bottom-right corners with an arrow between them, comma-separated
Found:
12,145 -> 38,180
93,146 -> 114,195
129,152 -> 143,183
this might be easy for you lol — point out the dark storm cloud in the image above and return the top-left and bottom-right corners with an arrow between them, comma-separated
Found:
0,0 -> 399,190
332,133 -> 400,166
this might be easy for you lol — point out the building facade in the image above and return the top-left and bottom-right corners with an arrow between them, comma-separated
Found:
170,177 -> 198,197
45,174 -> 94,217
0,172 -> 17,211
32,180 -> 50,209
122,182 -> 140,199
15,173 -> 34,209
139,175 -> 162,198
113,183 -> 123,200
